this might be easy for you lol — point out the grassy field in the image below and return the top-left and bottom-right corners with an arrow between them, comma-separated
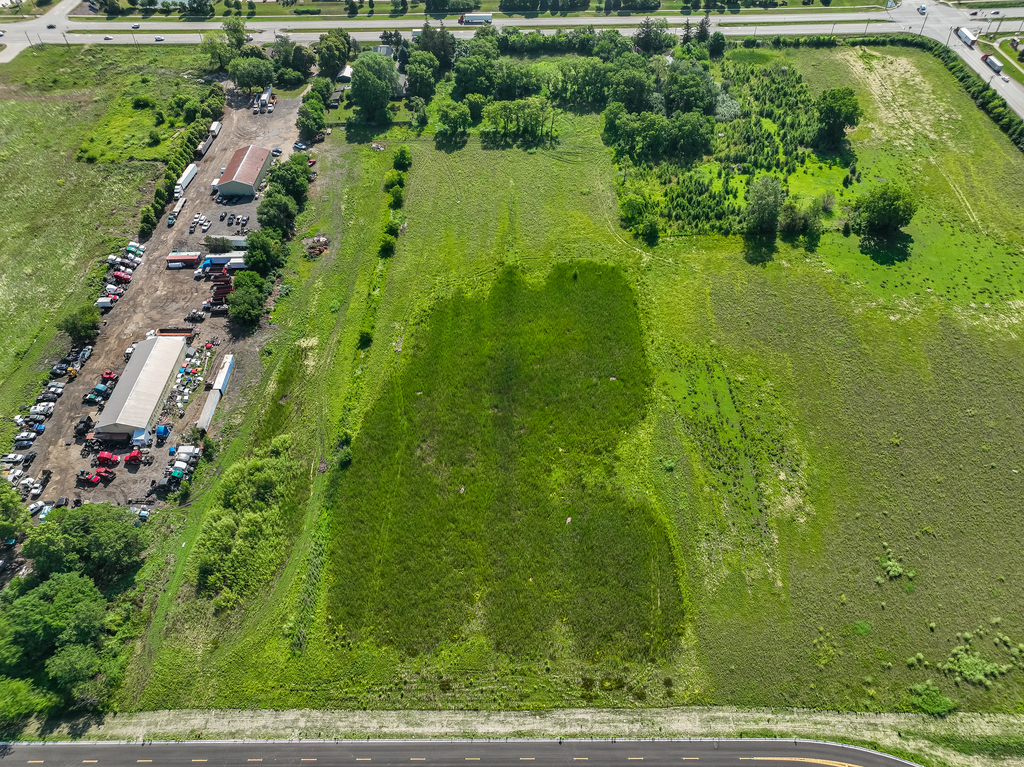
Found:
0,45 -> 205,448
111,39 -> 1024,723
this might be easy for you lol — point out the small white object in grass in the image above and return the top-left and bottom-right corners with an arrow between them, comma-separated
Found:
566,517 -> 571,524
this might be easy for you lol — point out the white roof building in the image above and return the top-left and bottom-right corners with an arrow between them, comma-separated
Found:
97,336 -> 186,437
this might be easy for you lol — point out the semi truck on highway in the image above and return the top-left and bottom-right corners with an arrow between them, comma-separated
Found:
458,12 -> 492,23
956,26 -> 978,47
982,53 -> 1004,73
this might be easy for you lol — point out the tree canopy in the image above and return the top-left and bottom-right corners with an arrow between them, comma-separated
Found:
228,57 -> 274,93
815,87 -> 861,148
745,175 -> 785,234
0,483 -> 27,543
22,504 -> 145,589
351,52 -> 400,121
856,182 -> 918,235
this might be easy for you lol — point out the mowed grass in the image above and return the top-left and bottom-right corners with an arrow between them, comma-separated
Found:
120,45 -> 1024,719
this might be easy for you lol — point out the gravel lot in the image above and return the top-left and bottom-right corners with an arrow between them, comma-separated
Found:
9,83 -> 304,516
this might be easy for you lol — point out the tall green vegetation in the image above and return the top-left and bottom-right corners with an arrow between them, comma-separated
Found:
56,304 -> 101,345
0,504 -> 146,718
327,263 -> 684,660
190,435 -> 304,612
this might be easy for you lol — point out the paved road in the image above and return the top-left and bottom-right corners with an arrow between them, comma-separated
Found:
0,739 -> 920,767
1,0 -> 1023,119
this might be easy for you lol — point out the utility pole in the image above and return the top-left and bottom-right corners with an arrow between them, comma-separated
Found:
945,25 -> 952,46
920,15 -> 926,34
831,20 -> 835,34
61,30 -> 70,48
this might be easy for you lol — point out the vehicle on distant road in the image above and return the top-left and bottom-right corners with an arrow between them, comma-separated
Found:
132,22 -> 140,28
155,35 -> 164,41
46,23 -> 55,28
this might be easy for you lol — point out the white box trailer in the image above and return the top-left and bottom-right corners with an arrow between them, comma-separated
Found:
957,26 -> 978,47
178,163 -> 198,190
459,12 -> 492,23
983,53 -> 1004,73
209,121 -> 222,137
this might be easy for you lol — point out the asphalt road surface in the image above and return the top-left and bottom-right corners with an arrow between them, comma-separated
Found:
0,739 -> 921,767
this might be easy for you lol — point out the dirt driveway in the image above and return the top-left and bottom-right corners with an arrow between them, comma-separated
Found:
15,83 -> 304,513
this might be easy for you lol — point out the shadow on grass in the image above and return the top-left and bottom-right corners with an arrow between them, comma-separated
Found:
860,231 -> 913,265
743,232 -> 778,265
434,131 -> 468,152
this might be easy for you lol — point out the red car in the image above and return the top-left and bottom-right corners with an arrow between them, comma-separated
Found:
97,451 -> 120,466
124,450 -> 142,465
76,471 -> 100,485
101,370 -> 120,382
308,157 -> 317,167
96,468 -> 116,481
112,271 -> 132,283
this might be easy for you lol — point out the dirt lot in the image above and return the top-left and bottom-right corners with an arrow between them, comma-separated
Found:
10,84 -> 303,517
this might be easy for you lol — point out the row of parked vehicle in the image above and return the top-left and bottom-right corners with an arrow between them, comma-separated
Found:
95,242 -> 146,311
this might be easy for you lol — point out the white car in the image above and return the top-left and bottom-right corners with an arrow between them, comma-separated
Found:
268,104 -> 275,113
154,35 -> 164,41
104,35 -> 113,40
30,404 -> 53,416
0,30 -> 5,37
1003,75 -> 1011,82
15,432 -> 36,442
5,469 -> 24,483
0,454 -> 24,464
27,501 -> 45,516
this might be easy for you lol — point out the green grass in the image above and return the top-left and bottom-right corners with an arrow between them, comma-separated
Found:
109,42 -> 1024,721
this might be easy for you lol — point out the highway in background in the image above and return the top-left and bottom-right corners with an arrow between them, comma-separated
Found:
0,0 -> 1022,117
0,738 -> 922,767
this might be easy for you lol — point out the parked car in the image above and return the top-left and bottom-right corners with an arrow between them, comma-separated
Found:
15,432 -> 36,443
55,497 -> 69,508
272,148 -> 282,157
37,393 -> 59,403
227,214 -> 235,226
220,211 -> 227,221
0,454 -> 24,465
101,370 -> 119,382
240,215 -> 249,227
25,424 -> 44,434
27,501 -> 45,516
23,451 -> 37,466
13,441 -> 34,450
50,363 -> 67,376
82,393 -> 103,405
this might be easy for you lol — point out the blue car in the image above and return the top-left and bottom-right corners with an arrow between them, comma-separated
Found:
27,423 -> 44,434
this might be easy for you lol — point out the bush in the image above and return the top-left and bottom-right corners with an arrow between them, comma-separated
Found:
383,169 -> 405,191
393,144 -> 412,171
384,218 -> 401,237
379,233 -> 397,257
148,129 -> 161,146
389,185 -> 404,208
132,95 -> 154,109
57,305 -> 101,344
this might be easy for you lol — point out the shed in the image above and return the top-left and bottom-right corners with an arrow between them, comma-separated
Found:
337,64 -> 354,82
96,337 -> 186,436
216,146 -> 273,198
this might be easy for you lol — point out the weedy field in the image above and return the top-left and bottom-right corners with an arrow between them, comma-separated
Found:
111,42 -> 1024,720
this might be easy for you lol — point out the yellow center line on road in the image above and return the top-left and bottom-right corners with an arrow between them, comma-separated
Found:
83,761 -> 98,763
744,759 -> 863,767
629,759 -> 644,761
249,760 -> 263,762
683,759 -> 699,761
192,760 -> 208,762
356,760 -> 371,762
28,761 -> 44,763
466,759 -> 481,761
138,761 -> 153,763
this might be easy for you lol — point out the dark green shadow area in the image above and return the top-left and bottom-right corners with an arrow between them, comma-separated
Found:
327,262 -> 684,662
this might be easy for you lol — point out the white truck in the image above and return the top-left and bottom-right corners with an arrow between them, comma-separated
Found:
982,53 -> 1004,73
173,163 -> 198,200
459,12 -> 492,23
957,26 -> 978,47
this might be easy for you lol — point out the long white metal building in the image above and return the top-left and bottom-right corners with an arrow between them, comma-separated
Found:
97,336 -> 186,440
